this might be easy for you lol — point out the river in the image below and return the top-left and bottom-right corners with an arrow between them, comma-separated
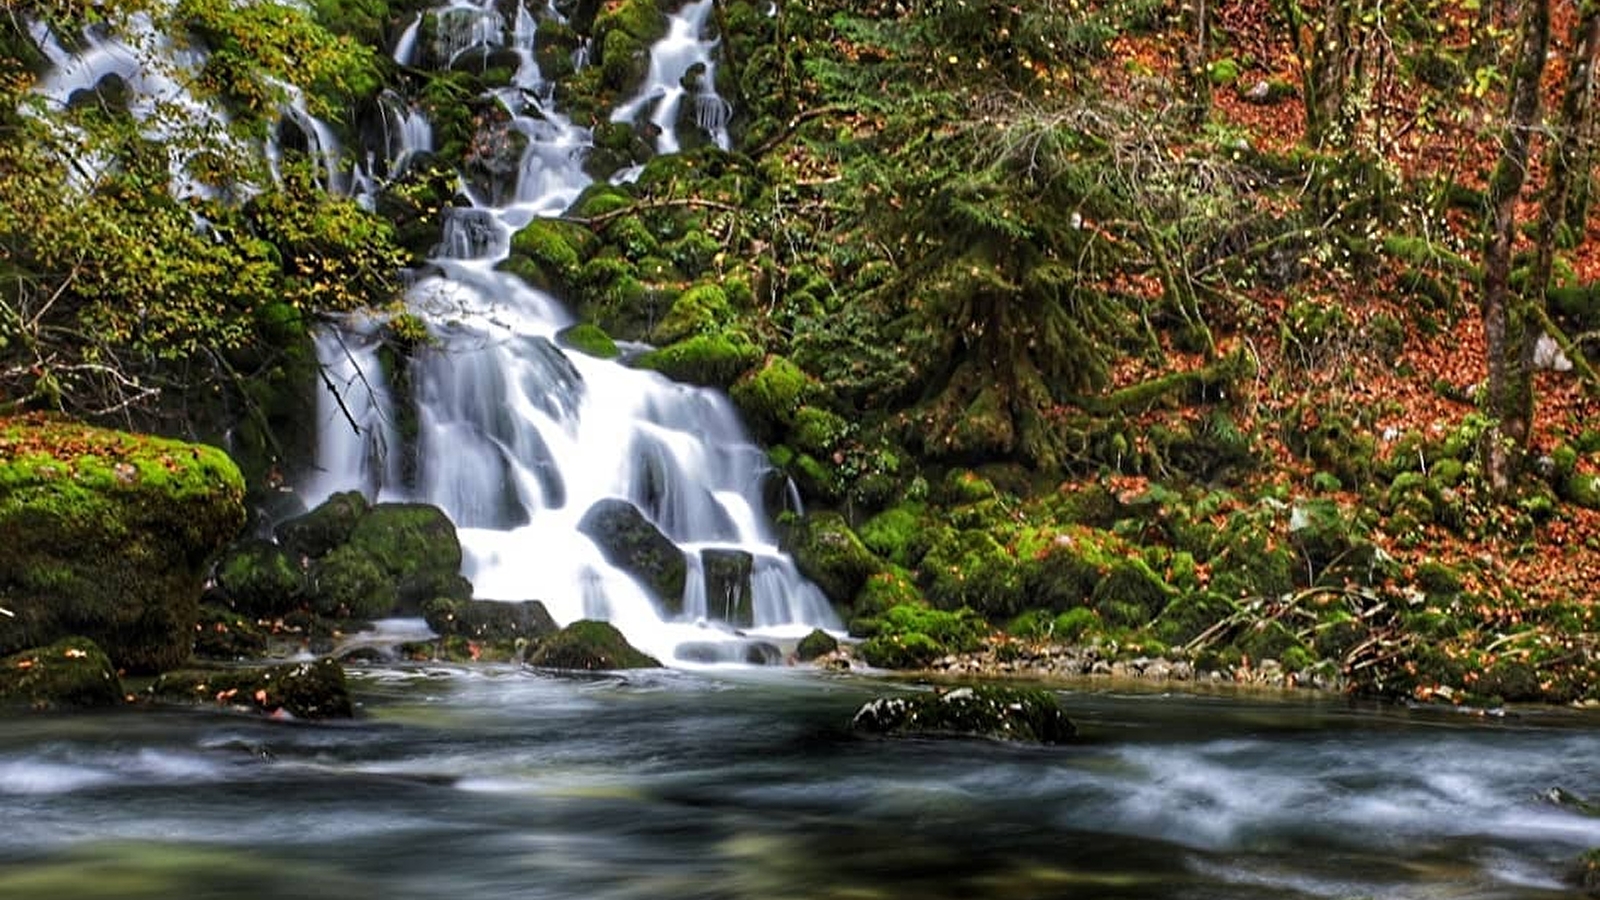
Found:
2,669 -> 1598,899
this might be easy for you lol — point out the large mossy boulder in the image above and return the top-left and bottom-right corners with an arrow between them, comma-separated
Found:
0,637 -> 123,710
578,498 -> 686,606
786,511 -> 879,605
527,619 -> 661,669
0,418 -> 246,672
149,657 -> 353,719
851,686 -> 1077,744
275,496 -> 471,620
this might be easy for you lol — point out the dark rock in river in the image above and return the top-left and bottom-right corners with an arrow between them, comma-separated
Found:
192,604 -> 270,660
423,597 -> 559,642
0,637 -> 123,710
795,628 -> 839,662
675,639 -> 782,665
527,619 -> 660,670
701,548 -> 753,626
577,498 -> 686,609
850,686 -> 1076,744
212,538 -> 307,618
150,657 -> 353,719
276,490 -> 369,560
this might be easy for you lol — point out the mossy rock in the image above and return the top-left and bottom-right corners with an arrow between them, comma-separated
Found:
527,619 -> 661,669
309,545 -> 395,620
192,604 -> 270,660
921,529 -> 1024,618
856,503 -> 931,568
651,283 -> 731,345
1089,558 -> 1173,628
557,322 -> 621,359
577,498 -> 687,606
859,631 -> 947,669
787,511 -> 879,605
1152,591 -> 1238,646
276,490 -> 371,560
509,219 -> 593,287
634,332 -> 761,388
149,658 -> 353,719
0,418 -> 246,672
791,406 -> 852,456
730,355 -> 809,442
851,686 -> 1076,744
214,538 -> 307,618
346,502 -> 467,610
422,597 -> 559,642
850,568 -> 925,623
0,637 -> 122,710
795,628 -> 839,661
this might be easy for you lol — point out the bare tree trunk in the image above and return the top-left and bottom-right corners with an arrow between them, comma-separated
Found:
1482,0 -> 1552,495
1182,0 -> 1211,125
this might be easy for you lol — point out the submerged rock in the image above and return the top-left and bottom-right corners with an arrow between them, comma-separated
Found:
527,620 -> 661,670
0,418 -> 245,672
149,657 -> 353,719
0,637 -> 123,710
850,686 -> 1076,744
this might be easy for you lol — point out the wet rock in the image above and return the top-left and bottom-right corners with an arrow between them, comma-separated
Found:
149,657 -> 353,719
422,597 -> 559,643
192,604 -> 270,661
701,548 -> 753,626
212,538 -> 307,618
276,491 -> 369,560
527,619 -> 660,670
795,628 -> 839,662
851,686 -> 1076,744
0,637 -> 123,710
577,498 -> 686,607
675,639 -> 782,665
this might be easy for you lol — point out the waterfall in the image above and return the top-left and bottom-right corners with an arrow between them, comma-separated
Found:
610,0 -> 732,161
304,0 -> 839,664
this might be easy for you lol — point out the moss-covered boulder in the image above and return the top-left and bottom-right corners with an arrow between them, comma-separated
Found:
578,498 -> 687,606
149,657 -> 353,719
527,619 -> 661,669
730,355 -> 809,443
921,528 -> 1024,617
795,628 -> 839,661
192,604 -> 270,660
422,597 -> 559,643
855,603 -> 988,668
276,490 -> 370,560
557,322 -> 621,359
0,418 -> 246,672
850,686 -> 1076,744
212,538 -> 306,618
651,283 -> 732,344
634,332 -> 761,388
786,511 -> 879,605
0,637 -> 123,710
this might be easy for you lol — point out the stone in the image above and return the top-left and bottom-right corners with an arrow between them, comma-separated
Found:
422,597 -> 559,642
850,686 -> 1076,744
0,637 -> 123,710
149,657 -> 353,719
701,548 -> 753,626
0,419 -> 245,672
578,498 -> 687,606
527,620 -> 660,670
795,628 -> 839,662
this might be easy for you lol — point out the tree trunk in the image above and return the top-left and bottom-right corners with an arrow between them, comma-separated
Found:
1481,0 -> 1552,495
1182,0 -> 1211,125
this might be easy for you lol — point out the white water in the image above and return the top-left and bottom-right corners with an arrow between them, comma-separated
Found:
610,0 -> 732,160
304,1 -> 837,664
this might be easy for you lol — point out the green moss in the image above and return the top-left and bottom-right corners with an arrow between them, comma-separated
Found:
1053,607 -> 1100,641
730,355 -> 809,442
150,658 -> 352,718
509,219 -> 592,286
791,406 -> 852,456
788,511 -> 879,604
215,539 -> 306,617
0,418 -> 246,672
857,504 -> 930,567
276,491 -> 370,559
528,619 -> 661,669
859,631 -> 945,668
850,686 -> 1075,743
0,637 -> 122,710
795,628 -> 839,661
558,323 -> 621,359
309,545 -> 393,620
634,332 -> 761,388
921,528 -> 1023,617
652,282 -> 731,344
851,568 -> 925,621
1089,558 -> 1172,627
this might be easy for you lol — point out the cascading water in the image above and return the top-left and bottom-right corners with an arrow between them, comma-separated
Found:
611,0 -> 731,164
304,0 -> 840,664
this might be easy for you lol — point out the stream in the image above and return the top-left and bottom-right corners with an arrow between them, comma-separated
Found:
3,670 -> 1599,899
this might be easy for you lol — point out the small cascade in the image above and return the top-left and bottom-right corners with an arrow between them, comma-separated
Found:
610,0 -> 732,161
267,81 -> 347,194
305,0 -> 839,664
393,14 -> 424,66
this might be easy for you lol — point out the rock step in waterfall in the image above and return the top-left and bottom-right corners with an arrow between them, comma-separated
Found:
301,0 -> 840,665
